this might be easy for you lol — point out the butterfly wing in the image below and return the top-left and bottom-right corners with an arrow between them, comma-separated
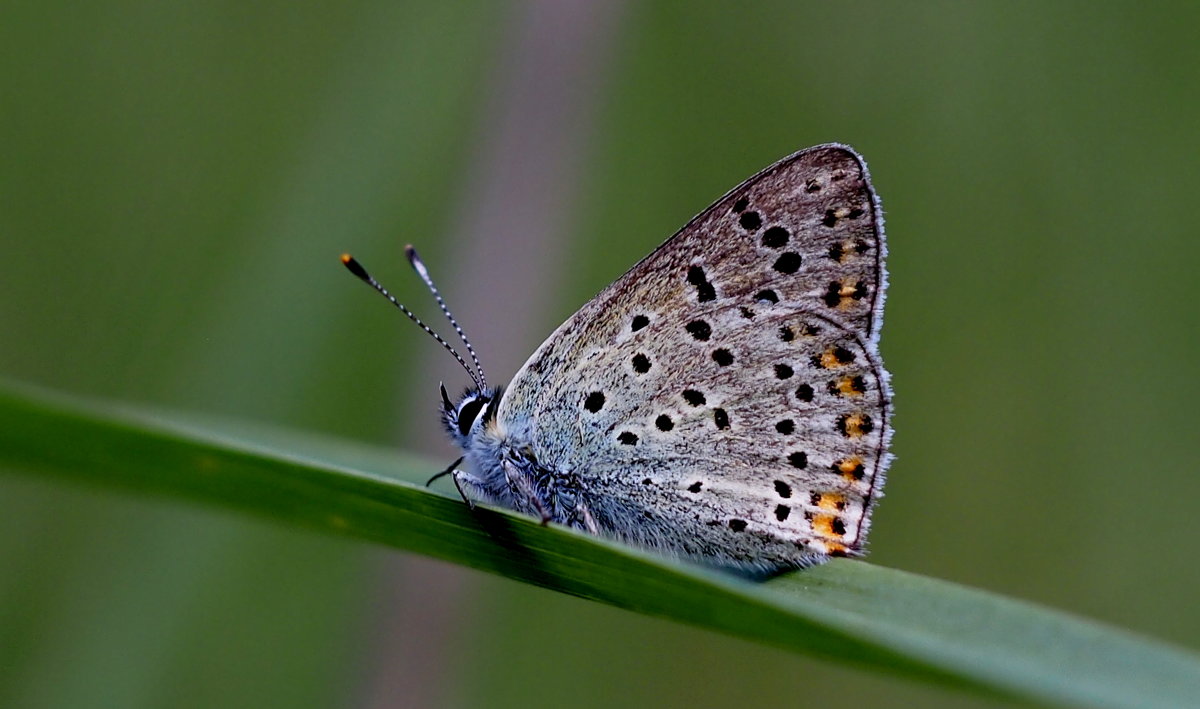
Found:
493,144 -> 890,568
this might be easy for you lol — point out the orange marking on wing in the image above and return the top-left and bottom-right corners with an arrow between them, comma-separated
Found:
817,493 -> 846,511
812,514 -> 846,538
820,348 -> 851,369
838,456 -> 865,481
823,541 -> 849,555
842,413 -> 869,438
834,376 -> 864,397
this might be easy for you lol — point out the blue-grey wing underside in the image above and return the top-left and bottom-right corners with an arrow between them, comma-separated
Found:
490,144 -> 891,569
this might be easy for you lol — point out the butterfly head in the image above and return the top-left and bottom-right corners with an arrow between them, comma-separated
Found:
441,382 -> 504,448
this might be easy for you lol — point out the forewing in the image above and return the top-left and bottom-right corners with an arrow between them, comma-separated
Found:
496,144 -> 890,565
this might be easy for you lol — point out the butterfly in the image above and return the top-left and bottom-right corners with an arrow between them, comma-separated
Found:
343,143 -> 891,572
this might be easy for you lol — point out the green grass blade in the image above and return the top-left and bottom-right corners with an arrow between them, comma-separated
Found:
1,380 -> 1197,708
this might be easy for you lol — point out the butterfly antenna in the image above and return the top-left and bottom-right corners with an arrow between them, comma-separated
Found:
341,254 -> 484,389
404,245 -> 488,389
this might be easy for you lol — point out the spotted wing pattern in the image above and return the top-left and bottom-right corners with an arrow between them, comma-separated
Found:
494,144 -> 890,568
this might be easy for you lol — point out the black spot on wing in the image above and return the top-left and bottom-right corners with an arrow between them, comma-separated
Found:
583,391 -> 604,413
686,265 -> 716,302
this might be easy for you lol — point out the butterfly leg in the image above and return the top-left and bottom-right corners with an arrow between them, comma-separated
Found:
425,457 -> 479,510
425,456 -> 464,487
502,460 -> 552,525
450,470 -> 480,511
574,502 -> 599,535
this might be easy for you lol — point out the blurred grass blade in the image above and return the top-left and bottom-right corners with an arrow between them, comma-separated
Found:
1,380 -> 1198,708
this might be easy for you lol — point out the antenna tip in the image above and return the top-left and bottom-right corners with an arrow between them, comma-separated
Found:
405,245 -> 432,278
340,253 -> 371,281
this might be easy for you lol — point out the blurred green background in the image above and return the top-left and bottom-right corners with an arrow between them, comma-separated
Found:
3,2 -> 1198,707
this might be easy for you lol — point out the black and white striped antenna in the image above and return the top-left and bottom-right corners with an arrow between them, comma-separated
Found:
340,251 -> 486,390
403,246 -> 487,389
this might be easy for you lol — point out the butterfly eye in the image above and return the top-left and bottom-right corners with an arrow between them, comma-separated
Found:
456,397 -> 489,437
